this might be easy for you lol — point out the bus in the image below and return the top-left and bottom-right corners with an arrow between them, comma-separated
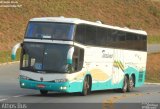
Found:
12,17 -> 147,96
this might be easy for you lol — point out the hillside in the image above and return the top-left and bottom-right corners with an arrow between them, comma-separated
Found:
0,0 -> 160,50
146,52 -> 160,82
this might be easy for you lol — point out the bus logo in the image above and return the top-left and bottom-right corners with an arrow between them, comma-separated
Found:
102,50 -> 113,58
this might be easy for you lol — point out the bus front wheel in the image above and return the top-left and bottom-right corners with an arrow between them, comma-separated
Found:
40,90 -> 48,95
81,76 -> 91,96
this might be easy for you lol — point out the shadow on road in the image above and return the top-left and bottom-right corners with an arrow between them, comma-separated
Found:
26,89 -> 140,97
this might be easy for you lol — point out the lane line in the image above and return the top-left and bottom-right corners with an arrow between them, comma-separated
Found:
102,92 -> 144,105
103,91 -> 160,104
12,95 -> 26,98
0,95 -> 26,102
0,99 -> 7,102
102,91 -> 160,109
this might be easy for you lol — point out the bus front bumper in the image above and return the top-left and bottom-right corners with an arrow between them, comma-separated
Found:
20,79 -> 70,92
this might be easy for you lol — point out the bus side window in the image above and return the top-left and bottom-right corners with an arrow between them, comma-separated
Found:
85,25 -> 96,45
72,47 -> 84,72
96,27 -> 106,46
22,54 -> 29,68
75,24 -> 86,44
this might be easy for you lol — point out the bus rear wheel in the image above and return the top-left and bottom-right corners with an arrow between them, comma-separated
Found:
121,75 -> 128,93
81,76 -> 91,96
127,76 -> 134,92
40,90 -> 48,95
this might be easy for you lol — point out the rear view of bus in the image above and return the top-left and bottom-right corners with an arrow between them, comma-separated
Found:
12,17 -> 147,96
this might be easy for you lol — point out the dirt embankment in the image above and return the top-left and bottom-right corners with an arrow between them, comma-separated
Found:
0,0 -> 160,50
146,53 -> 160,82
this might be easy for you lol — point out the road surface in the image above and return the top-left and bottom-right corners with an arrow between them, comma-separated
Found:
148,44 -> 160,53
0,63 -> 160,109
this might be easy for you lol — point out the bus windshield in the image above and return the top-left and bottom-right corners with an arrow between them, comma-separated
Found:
25,22 -> 75,40
20,43 -> 71,73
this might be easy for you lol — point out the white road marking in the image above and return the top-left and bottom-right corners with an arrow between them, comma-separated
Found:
12,95 -> 26,98
0,95 -> 26,102
0,98 -> 7,102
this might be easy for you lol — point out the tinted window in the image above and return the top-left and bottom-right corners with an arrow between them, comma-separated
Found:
25,22 -> 75,40
107,30 -> 126,47
106,29 -> 112,43
85,25 -> 97,45
137,34 -> 147,51
126,33 -> 147,51
72,47 -> 84,72
74,24 -> 147,51
126,33 -> 137,40
21,43 -> 71,73
118,31 -> 126,41
75,25 -> 85,43
97,27 -> 107,46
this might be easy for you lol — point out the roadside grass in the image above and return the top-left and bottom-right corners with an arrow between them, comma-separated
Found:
148,5 -> 160,17
148,35 -> 160,44
0,49 -> 21,64
145,77 -> 160,83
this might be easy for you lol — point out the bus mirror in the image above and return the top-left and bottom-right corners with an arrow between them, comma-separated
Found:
11,42 -> 21,60
67,47 -> 74,64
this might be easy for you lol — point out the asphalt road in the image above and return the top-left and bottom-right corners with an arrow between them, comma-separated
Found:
148,44 -> 160,53
0,63 -> 160,109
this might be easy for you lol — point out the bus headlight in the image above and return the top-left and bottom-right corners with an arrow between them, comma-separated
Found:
21,83 -> 25,86
55,79 -> 68,83
60,86 -> 67,90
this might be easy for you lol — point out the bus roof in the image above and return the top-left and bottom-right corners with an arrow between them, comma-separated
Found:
30,17 -> 147,35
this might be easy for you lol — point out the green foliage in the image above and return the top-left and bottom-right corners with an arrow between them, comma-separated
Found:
148,35 -> 160,44
0,49 -> 21,63
146,72 -> 160,83
149,6 -> 160,17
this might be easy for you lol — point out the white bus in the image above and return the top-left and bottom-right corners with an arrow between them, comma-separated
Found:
12,17 -> 147,96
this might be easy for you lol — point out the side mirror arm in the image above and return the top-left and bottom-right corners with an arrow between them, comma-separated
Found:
11,42 -> 22,60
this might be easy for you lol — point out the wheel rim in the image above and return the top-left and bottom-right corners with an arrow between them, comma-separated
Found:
84,77 -> 90,95
129,77 -> 134,89
124,78 -> 127,90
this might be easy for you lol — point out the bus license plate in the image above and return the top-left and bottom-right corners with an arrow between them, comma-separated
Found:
37,84 -> 45,88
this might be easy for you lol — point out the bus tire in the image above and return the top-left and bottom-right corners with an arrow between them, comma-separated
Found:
127,75 -> 134,92
121,75 -> 128,93
81,76 -> 91,96
40,90 -> 48,95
